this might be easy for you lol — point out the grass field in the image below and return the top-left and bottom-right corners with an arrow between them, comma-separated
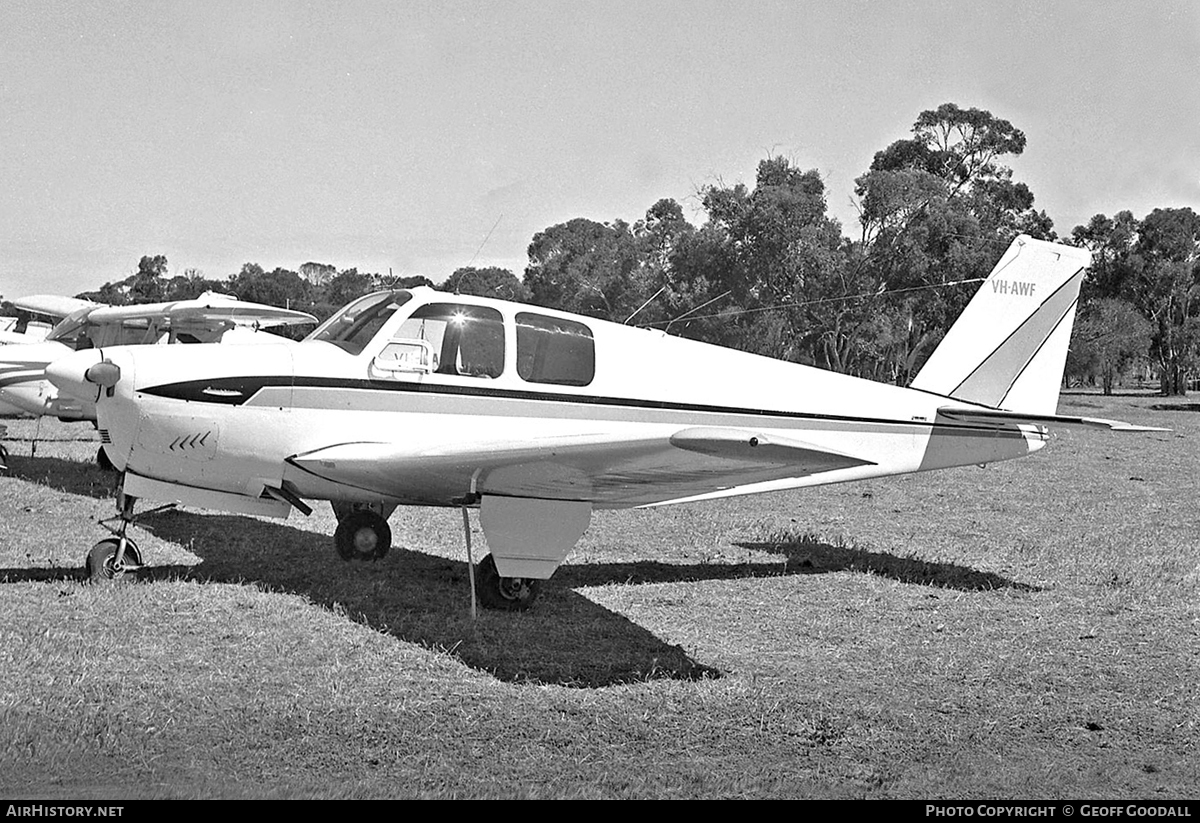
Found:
0,393 -> 1197,798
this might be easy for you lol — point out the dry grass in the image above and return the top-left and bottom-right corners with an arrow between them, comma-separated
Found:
0,395 -> 1197,798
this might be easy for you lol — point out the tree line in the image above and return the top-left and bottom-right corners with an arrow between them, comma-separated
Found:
10,102 -> 1197,394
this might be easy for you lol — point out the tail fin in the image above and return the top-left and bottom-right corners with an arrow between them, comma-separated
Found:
910,235 -> 1091,415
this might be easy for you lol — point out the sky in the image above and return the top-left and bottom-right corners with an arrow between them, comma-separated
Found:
1,0 -> 1198,300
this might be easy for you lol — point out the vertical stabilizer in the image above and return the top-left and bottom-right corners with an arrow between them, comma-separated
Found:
910,235 -> 1091,415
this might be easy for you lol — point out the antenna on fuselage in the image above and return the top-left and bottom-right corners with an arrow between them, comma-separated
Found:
465,214 -> 503,270
623,286 -> 667,325
663,290 -> 732,334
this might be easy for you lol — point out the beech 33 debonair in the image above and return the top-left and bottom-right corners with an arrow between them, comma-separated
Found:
47,236 -> 1157,610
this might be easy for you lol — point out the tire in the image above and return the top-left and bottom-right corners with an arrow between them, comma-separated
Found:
85,538 -> 142,582
334,510 -> 391,561
475,554 -> 541,611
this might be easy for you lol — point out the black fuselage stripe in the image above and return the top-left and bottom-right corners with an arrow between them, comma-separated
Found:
138,374 -> 1029,436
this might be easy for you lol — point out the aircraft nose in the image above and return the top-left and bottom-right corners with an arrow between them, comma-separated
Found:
46,349 -> 108,402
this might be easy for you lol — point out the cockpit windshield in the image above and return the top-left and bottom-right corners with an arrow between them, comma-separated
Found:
306,290 -> 413,355
44,307 -> 96,349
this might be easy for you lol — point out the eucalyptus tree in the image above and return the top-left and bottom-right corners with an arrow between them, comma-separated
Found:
852,103 -> 1055,383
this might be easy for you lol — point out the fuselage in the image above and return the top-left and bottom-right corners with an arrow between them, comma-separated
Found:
49,287 -> 1045,514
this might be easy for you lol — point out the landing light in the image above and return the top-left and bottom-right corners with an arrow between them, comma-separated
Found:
85,360 -> 121,388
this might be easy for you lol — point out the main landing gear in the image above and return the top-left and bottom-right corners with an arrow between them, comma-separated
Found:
459,503 -> 541,613
474,553 -> 541,612
331,502 -> 393,561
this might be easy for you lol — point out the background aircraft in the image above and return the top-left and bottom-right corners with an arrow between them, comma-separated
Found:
47,236 -> 1157,610
0,292 -> 316,464
0,295 -> 89,345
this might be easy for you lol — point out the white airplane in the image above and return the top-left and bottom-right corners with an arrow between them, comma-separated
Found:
0,292 -> 317,428
0,296 -> 90,418
46,236 -> 1158,609
0,294 -> 79,345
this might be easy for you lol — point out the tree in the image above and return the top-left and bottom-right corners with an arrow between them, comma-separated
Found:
1066,298 -> 1151,394
128,254 -> 168,303
300,262 -> 337,287
443,267 -> 530,302
523,218 -> 643,321
1129,208 -> 1200,395
322,268 -> 376,308
690,156 -> 864,368
227,263 -> 311,310
852,103 -> 1054,383
1071,211 -> 1139,302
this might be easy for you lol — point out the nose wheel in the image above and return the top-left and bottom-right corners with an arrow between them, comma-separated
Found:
86,486 -> 173,582
86,537 -> 143,581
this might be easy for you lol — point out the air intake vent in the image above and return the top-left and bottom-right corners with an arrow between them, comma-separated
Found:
98,429 -> 112,444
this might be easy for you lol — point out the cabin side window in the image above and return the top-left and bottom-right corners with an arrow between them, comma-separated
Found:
516,313 -> 595,387
394,303 -> 504,378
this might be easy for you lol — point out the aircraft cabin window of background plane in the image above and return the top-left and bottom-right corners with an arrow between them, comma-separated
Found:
516,312 -> 595,386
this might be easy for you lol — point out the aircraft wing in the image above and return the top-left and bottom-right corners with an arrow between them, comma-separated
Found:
286,426 -> 875,507
85,292 -> 316,329
165,291 -> 317,327
11,295 -> 99,319
937,406 -> 1168,432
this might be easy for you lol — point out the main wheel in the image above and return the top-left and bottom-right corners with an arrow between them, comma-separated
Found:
334,510 -> 391,561
85,538 -> 143,582
475,554 -> 541,611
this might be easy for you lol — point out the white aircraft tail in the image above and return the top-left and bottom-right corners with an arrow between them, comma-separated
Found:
910,235 -> 1091,415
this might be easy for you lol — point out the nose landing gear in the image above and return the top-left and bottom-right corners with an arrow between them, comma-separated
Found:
86,487 -> 174,582
88,492 -> 142,582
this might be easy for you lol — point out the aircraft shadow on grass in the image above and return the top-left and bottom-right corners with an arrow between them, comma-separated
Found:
4,454 -> 119,500
129,508 -> 727,688
5,454 -> 1036,686
733,537 -> 1039,593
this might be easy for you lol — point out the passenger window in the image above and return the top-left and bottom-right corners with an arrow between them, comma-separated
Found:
394,304 -> 504,378
516,313 -> 595,386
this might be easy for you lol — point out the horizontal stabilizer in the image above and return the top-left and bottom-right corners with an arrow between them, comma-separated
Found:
937,406 -> 1169,432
